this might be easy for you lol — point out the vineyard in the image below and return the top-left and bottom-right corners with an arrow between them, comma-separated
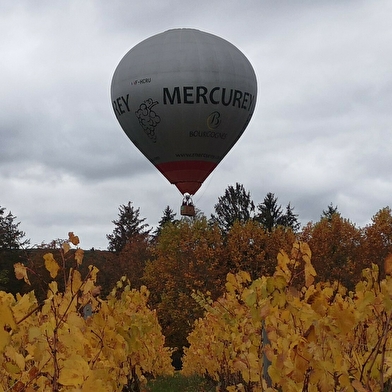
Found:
1,232 -> 392,391
0,234 -> 173,392
182,242 -> 392,391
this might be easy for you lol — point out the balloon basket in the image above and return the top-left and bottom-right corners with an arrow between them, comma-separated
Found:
181,204 -> 195,217
181,193 -> 196,217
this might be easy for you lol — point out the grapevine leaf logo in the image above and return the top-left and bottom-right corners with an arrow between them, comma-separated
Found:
135,98 -> 161,142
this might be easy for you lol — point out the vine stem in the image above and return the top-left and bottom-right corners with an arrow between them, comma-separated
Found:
379,310 -> 392,390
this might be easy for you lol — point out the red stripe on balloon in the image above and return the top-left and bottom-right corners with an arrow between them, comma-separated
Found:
156,161 -> 217,195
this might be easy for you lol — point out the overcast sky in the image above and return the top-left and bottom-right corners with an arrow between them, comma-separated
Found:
1,1 -> 391,249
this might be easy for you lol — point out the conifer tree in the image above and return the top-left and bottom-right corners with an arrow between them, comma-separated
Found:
280,203 -> 301,232
106,202 -> 150,253
0,206 -> 29,249
154,206 -> 177,236
255,193 -> 282,232
321,203 -> 340,221
210,183 -> 255,233
255,193 -> 299,232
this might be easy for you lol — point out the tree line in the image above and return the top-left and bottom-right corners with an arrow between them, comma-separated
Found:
0,183 -> 328,252
1,183 -> 392,363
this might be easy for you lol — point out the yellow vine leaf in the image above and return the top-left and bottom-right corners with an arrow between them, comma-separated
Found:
62,242 -> 70,254
232,359 -> 248,373
88,265 -> 99,281
331,303 -> 357,335
243,287 -> 257,307
28,326 -> 42,342
14,262 -> 31,285
300,242 -> 312,262
75,248 -> 84,266
82,277 -> 95,295
0,302 -> 16,352
277,250 -> 291,279
304,261 -> 317,288
268,364 -> 282,384
4,345 -> 25,372
351,379 -> 368,392
384,356 -> 392,378
68,231 -> 80,246
292,241 -> 312,263
311,367 -> 333,391
58,354 -> 90,386
226,273 -> 237,293
384,254 -> 392,275
81,374 -> 108,392
274,275 -> 287,291
4,361 -> 19,375
355,290 -> 375,313
12,291 -> 37,322
238,270 -> 251,283
43,253 -> 60,279
51,280 -> 59,294
68,269 -> 83,293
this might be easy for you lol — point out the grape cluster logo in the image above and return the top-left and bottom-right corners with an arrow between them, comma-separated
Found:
135,98 -> 161,142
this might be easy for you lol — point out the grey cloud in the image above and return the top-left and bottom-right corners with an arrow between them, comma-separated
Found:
1,0 -> 392,248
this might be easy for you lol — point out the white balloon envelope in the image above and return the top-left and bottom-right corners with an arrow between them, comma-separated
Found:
111,28 -> 257,195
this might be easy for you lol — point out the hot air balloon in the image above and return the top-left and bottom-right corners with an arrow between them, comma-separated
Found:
111,28 -> 257,216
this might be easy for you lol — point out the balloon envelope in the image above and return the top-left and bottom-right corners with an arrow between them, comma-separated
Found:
111,28 -> 257,195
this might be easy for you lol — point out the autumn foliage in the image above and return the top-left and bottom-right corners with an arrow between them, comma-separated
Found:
143,218 -> 227,350
2,204 -> 392,391
0,233 -> 173,391
182,242 -> 392,391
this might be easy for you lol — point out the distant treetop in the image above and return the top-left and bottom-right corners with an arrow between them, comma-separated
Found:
0,205 -> 29,249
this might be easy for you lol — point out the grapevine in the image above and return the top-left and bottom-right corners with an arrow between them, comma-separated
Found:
182,241 -> 392,391
0,233 -> 173,391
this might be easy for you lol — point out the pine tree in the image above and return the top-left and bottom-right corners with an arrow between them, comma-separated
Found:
210,183 -> 255,233
255,193 -> 299,232
255,193 -> 282,231
154,206 -> 177,236
0,206 -> 29,249
106,202 -> 150,253
321,203 -> 340,221
279,203 -> 301,232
